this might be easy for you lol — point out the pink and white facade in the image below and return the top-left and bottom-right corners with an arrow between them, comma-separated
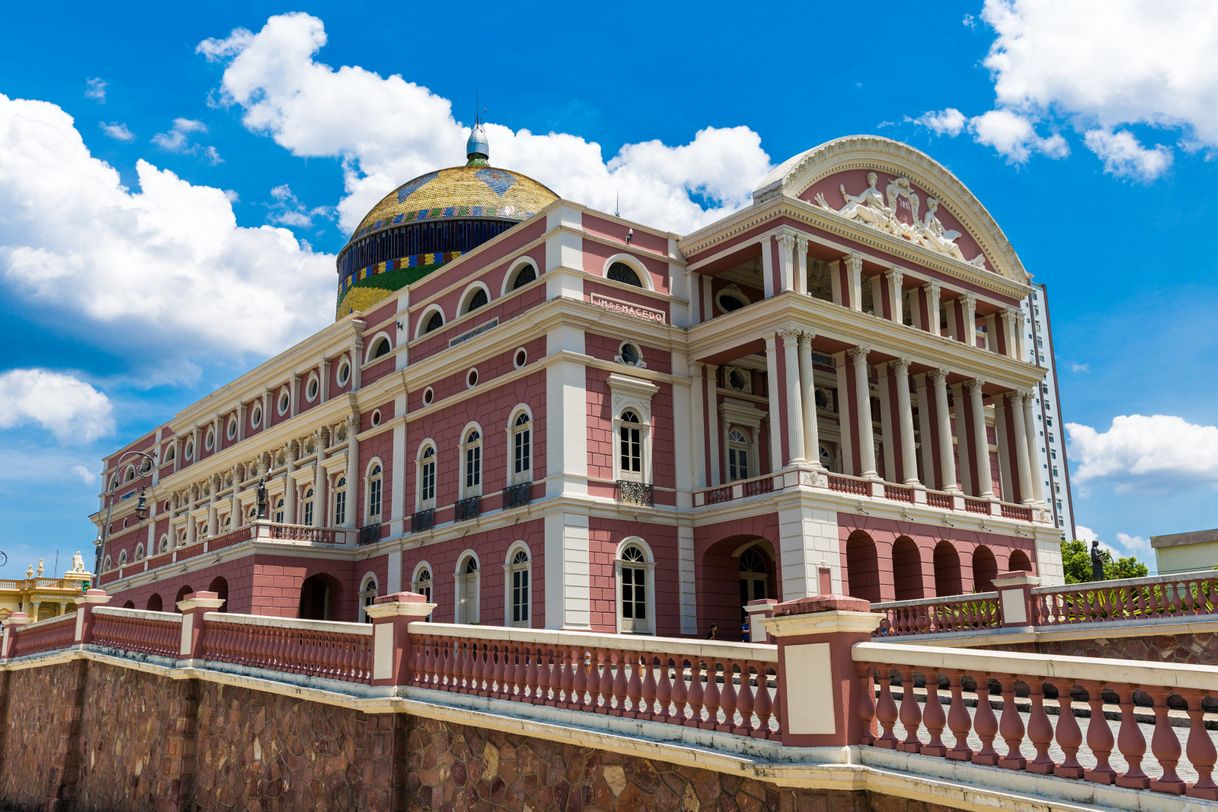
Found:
92,135 -> 1065,635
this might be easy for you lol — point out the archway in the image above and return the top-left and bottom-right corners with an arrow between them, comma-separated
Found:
845,531 -> 880,603
933,542 -> 962,597
298,573 -> 342,621
208,576 -> 229,611
973,546 -> 998,592
1009,549 -> 1032,572
174,585 -> 193,612
121,600 -> 135,609
147,594 -> 163,612
697,536 -> 777,639
891,537 -> 923,601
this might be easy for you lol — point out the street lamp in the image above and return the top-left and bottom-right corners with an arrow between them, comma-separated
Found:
94,450 -> 157,577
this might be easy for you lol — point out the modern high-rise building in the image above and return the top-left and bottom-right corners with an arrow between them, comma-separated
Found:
90,133 -> 1067,631
1020,284 -> 1076,540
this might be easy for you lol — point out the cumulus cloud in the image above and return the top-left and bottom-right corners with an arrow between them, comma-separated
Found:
1115,532 -> 1152,556
0,93 -> 334,368
911,108 -> 967,137
1075,525 -> 1098,542
85,77 -> 107,103
1083,129 -> 1172,182
70,464 -> 98,487
198,13 -> 771,234
100,121 -> 134,142
0,369 -> 114,443
152,118 -> 222,164
968,109 -> 1068,163
268,184 -> 332,228
1066,415 -> 1218,485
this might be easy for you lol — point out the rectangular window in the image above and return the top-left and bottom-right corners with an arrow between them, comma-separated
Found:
620,426 -> 642,474
465,446 -> 481,489
514,429 -> 530,475
303,500 -> 313,526
335,491 -> 346,526
512,569 -> 529,624
369,479 -> 382,518
421,460 -> 435,503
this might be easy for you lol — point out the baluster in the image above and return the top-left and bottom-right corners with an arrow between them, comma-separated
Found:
1026,681 -> 1054,773
734,663 -> 753,735
625,651 -> 643,717
557,646 -> 574,707
489,643 -> 504,698
671,658 -> 690,725
596,649 -> 614,713
686,660 -> 705,727
1051,681 -> 1084,778
701,661 -> 722,730
1083,683 -> 1116,783
1115,685 -> 1150,789
538,645 -> 554,706
610,650 -> 628,716
570,647 -> 587,710
718,662 -> 739,733
754,664 -> 774,738
898,669 -> 922,752
525,645 -> 541,704
1149,688 -> 1184,794
478,642 -> 493,696
874,669 -> 899,748
922,673 -> 947,757
655,656 -> 674,723
640,654 -> 658,721
972,677 -> 999,766
857,665 -> 876,746
1185,689 -> 1218,800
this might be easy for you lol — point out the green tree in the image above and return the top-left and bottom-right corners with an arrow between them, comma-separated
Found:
1060,539 -> 1151,583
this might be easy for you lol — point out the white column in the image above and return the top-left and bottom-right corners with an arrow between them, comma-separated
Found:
892,359 -> 919,485
764,336 -> 783,473
1015,309 -> 1028,360
289,374 -> 300,418
777,231 -> 796,292
795,235 -> 809,295
1022,393 -> 1045,503
760,236 -> 775,298
1002,309 -> 1019,359
969,379 -> 995,498
350,339 -> 364,390
925,281 -> 942,336
834,352 -> 855,475
236,403 -> 245,442
284,445 -> 297,522
995,396 -> 1014,501
951,383 -> 973,494
261,388 -> 271,430
1010,392 -> 1034,504
962,294 -> 978,347
312,442 -> 326,528
797,332 -> 820,466
230,466 -> 241,526
690,362 -> 707,488
320,359 -> 330,402
344,415 -> 359,528
931,370 -> 959,493
186,486 -> 198,545
845,254 -> 864,312
915,374 -> 934,486
886,268 -> 904,324
780,329 -> 805,464
877,364 -> 896,479
850,347 -> 878,479
706,364 -> 721,485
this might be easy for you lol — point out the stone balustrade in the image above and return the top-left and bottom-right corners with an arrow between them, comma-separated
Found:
199,612 -> 373,683
5,612 -> 76,658
873,592 -> 1002,636
91,607 -> 182,658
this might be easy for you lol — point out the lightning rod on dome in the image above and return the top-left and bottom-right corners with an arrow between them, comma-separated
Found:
615,191 -> 620,218
466,91 -> 490,167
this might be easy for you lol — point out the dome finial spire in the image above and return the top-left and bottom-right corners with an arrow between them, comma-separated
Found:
466,91 -> 489,166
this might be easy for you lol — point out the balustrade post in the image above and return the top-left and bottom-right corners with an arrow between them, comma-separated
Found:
1,612 -> 31,659
365,591 -> 437,689
764,594 -> 882,747
990,571 -> 1040,628
74,588 -> 111,645
177,590 -> 225,661
744,599 -> 777,642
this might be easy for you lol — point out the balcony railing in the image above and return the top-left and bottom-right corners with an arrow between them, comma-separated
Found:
455,496 -> 481,522
502,482 -> 532,510
357,523 -> 382,546
615,480 -> 654,506
411,509 -> 435,534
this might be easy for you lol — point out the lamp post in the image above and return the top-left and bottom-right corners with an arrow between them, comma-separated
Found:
93,450 -> 157,578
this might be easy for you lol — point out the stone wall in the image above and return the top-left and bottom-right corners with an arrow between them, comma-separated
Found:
983,629 -> 1218,664
0,656 -> 956,811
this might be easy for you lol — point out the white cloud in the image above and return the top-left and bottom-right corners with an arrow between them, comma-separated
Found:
70,464 -> 97,487
268,184 -> 332,228
0,93 -> 334,368
85,77 -> 106,103
968,109 -> 1068,163
100,121 -> 134,142
1083,129 -> 1172,181
1075,525 -> 1098,542
152,118 -> 222,163
198,13 -> 771,234
1066,414 -> 1218,485
1114,532 -> 1152,557
1067,362 -> 1089,374
0,369 -> 114,443
912,108 -> 967,137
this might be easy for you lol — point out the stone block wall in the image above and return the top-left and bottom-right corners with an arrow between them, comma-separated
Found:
990,629 -> 1218,664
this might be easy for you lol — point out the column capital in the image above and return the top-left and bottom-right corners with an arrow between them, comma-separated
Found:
966,378 -> 985,395
888,357 -> 912,374
929,367 -> 950,384
797,330 -> 815,346
794,233 -> 809,251
690,359 -> 705,372
776,230 -> 797,251
847,345 -> 871,361
925,279 -> 941,295
885,266 -> 904,283
963,293 -> 977,306
777,327 -> 802,343
844,253 -> 863,272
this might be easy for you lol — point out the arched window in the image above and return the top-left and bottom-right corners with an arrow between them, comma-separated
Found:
510,410 -> 531,484
739,547 -> 768,603
359,573 -> 378,623
366,334 -> 392,361
366,462 -> 383,521
418,307 -> 444,336
506,260 -> 537,292
118,550 -> 128,568
727,428 -> 750,481
164,444 -> 176,464
333,476 -> 347,526
159,534 -> 169,554
456,553 -> 480,624
617,541 -> 654,634
618,410 -> 643,479
459,284 -> 489,315
461,427 -> 482,497
103,555 -> 112,571
302,487 -> 314,526
417,443 -> 436,508
412,564 -> 433,602
125,464 -> 136,482
607,261 -> 643,287
134,543 -> 145,562
506,544 -> 531,627
274,496 -> 285,524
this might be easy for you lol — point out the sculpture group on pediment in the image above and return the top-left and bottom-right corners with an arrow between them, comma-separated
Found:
815,172 -> 987,269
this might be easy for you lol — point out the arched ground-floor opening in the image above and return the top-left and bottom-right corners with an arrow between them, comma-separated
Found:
208,576 -> 229,611
891,537 -> 923,601
933,542 -> 963,597
147,594 -> 163,612
696,535 -> 778,640
844,531 -> 881,603
174,585 -> 193,611
298,573 -> 342,621
973,546 -> 998,592
1009,549 -> 1032,572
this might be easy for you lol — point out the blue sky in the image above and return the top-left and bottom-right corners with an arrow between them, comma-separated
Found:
2,1 -> 1218,577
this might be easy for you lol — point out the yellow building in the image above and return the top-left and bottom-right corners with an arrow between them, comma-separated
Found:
1151,528 -> 1218,575
0,555 -> 92,622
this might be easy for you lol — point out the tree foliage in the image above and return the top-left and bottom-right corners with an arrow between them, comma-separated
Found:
1060,539 -> 1150,584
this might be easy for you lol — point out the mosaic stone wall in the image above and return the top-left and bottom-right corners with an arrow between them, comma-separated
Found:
994,629 -> 1218,663
0,660 -> 84,809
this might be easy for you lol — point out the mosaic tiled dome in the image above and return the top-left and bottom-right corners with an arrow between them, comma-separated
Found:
335,130 -> 558,318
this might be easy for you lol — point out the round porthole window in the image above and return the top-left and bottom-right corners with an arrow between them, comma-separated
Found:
371,409 -> 382,427
251,404 -> 262,429
277,388 -> 291,415
226,417 -> 238,440
422,387 -> 434,407
514,348 -> 527,369
204,429 -> 215,452
306,376 -> 320,402
337,360 -> 351,386
618,342 -> 641,366
466,368 -> 479,389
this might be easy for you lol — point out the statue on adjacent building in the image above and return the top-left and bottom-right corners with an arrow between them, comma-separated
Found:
256,478 -> 268,520
1090,540 -> 1106,581
71,551 -> 86,573
36,559 -> 44,577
